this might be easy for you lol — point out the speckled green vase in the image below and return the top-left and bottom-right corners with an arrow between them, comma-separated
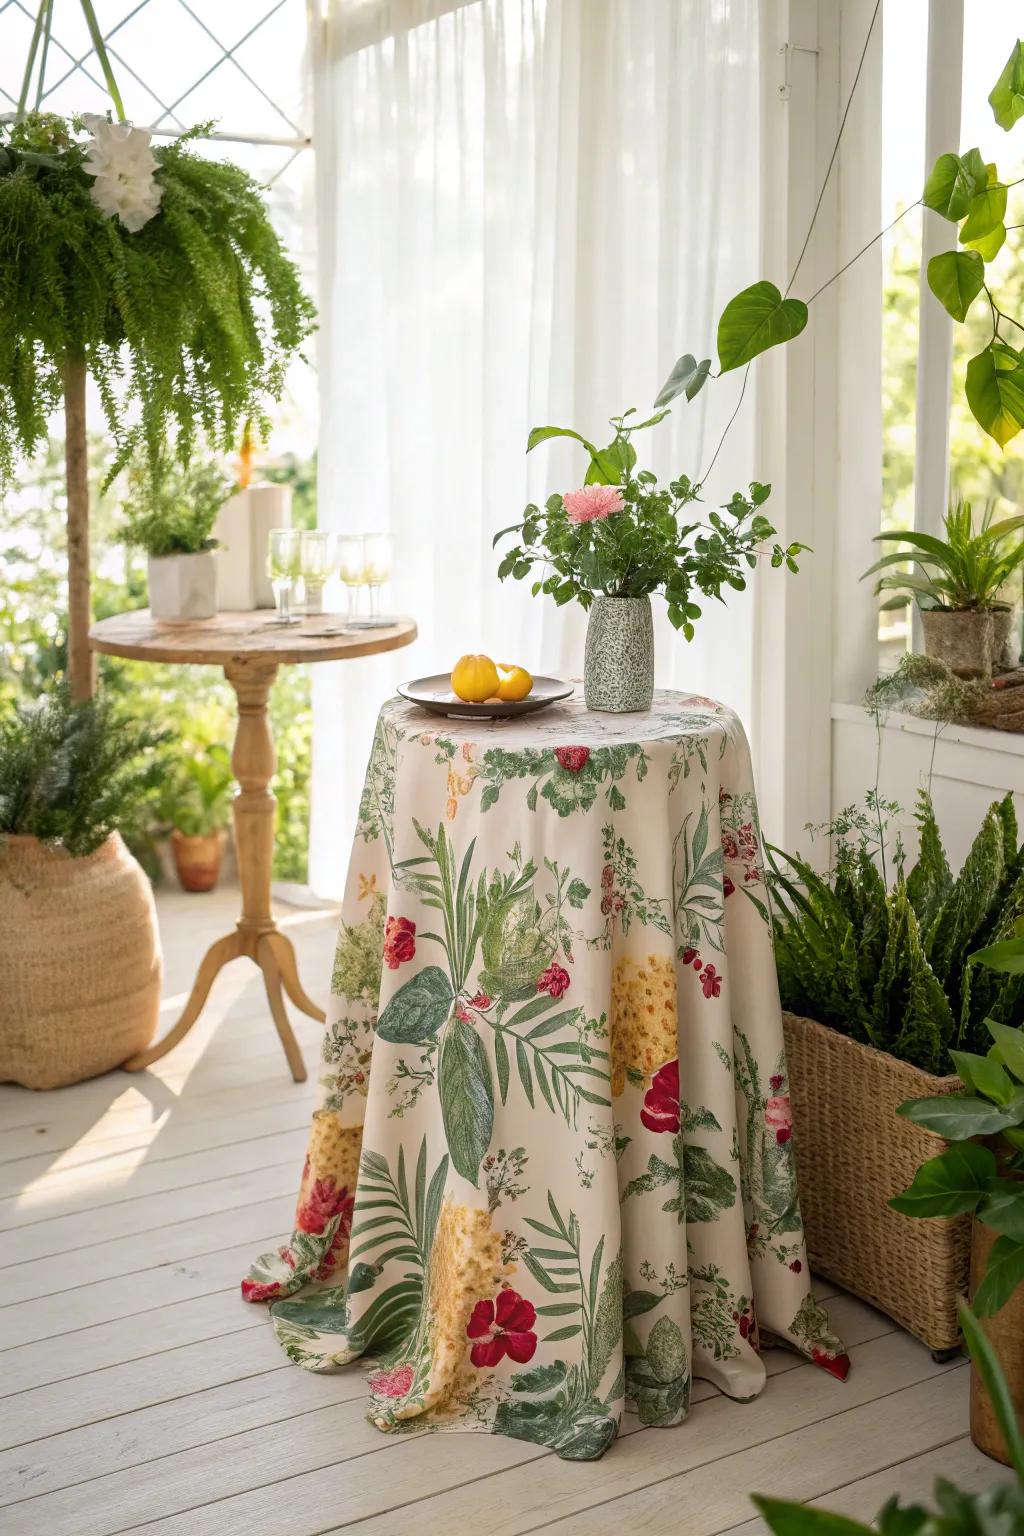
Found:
584,595 -> 655,713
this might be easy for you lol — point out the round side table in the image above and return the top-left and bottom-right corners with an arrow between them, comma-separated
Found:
90,609 -> 417,1082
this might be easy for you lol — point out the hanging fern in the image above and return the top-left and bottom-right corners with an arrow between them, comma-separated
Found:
0,113 -> 316,484
770,790 -> 1024,1073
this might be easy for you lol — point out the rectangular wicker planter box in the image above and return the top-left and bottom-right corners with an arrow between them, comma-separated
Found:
783,1010 -> 971,1353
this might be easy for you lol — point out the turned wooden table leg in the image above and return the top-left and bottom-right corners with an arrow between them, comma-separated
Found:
125,657 -> 320,1080
227,659 -> 308,1082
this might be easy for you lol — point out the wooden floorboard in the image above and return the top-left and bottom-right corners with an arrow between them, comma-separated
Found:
0,887 -> 996,1535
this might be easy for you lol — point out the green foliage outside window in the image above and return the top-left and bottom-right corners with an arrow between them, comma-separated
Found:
0,435 -> 314,882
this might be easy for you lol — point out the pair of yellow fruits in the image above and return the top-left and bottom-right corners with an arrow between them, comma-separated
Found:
451,654 -> 533,703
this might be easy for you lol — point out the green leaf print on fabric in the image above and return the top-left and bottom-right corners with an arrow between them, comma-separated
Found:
495,1197 -> 620,1460
689,1263 -> 754,1361
439,1016 -> 495,1184
474,742 -> 648,818
479,883 -> 555,1002
376,966 -> 454,1044
673,803 -> 726,955
589,825 -> 672,950
331,891 -> 386,1003
356,716 -> 402,863
733,1032 -> 804,1260
622,1102 -> 737,1224
625,1307 -> 691,1426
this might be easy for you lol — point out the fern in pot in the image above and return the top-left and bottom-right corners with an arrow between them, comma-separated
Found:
768,788 -> 1024,1353
495,408 -> 806,712
158,745 -> 234,893
122,451 -> 233,622
0,689 -> 166,1088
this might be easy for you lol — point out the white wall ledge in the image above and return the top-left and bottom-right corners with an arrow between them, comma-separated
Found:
831,701 -> 1024,760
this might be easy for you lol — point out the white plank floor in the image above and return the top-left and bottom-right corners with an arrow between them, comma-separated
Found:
0,886 -> 1007,1534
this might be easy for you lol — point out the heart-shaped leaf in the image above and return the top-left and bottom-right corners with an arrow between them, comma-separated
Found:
973,1234 -> 1024,1317
926,250 -> 985,322
897,1093 -> 1018,1140
889,1141 -> 996,1218
376,966 -> 454,1044
965,342 -> 1024,447
990,40 -> 1024,131
654,354 -> 712,407
965,222 -> 1006,261
959,181 -> 1007,243
923,147 -> 987,220
438,1015 -> 493,1185
717,282 -> 808,373
526,425 -> 598,455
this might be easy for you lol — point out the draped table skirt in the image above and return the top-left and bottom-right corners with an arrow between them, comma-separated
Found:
243,689 -> 847,1460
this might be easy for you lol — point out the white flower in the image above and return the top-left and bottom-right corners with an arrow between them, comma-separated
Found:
81,114 -> 162,233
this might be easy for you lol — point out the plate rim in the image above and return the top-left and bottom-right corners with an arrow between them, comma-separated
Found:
396,674 -> 573,715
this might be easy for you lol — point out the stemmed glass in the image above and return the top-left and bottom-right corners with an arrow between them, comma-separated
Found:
336,533 -> 366,623
363,532 -> 393,622
299,530 -> 331,615
267,529 -> 301,624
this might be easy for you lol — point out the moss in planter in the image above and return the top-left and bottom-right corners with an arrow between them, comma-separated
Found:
770,788 -> 1024,1070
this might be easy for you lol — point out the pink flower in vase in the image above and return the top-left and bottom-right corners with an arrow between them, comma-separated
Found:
563,485 -> 624,524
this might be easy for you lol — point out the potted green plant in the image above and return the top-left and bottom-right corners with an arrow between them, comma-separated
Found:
0,688 -> 165,1088
0,18 -> 315,697
769,790 -> 1024,1353
494,408 -> 807,712
863,497 -> 1024,679
161,746 -> 234,892
122,452 -> 232,622
892,934 -> 1024,1465
752,1302 -> 1024,1532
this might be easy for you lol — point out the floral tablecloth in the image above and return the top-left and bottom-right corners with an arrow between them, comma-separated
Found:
243,688 -> 847,1461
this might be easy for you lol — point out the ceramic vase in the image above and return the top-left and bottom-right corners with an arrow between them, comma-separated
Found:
148,550 -> 217,622
584,595 -> 654,713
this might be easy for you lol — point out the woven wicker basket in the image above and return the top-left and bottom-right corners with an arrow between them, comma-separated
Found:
0,833 -> 162,1090
784,1010 -> 970,1352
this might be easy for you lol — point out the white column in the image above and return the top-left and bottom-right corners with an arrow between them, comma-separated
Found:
912,0 -> 963,650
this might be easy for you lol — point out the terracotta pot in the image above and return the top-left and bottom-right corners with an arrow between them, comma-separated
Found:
0,833 -> 161,1089
171,828 -> 227,892
970,1216 -> 1024,1465
784,1012 -> 970,1352
920,607 -> 994,679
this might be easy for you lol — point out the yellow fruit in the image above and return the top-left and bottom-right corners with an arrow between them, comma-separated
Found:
451,654 -> 499,703
496,664 -> 533,702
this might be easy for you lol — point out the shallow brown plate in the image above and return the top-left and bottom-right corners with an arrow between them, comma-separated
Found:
397,674 -> 573,719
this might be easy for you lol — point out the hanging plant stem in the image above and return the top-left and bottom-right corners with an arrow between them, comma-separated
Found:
16,0 -> 48,121
78,0 -> 127,123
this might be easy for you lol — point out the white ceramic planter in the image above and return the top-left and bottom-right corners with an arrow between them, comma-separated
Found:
148,550 -> 217,622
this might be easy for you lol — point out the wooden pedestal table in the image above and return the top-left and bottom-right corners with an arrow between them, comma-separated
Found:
89,610 -> 417,1082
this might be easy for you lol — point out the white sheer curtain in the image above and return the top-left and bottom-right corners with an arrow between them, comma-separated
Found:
310,0 -> 761,898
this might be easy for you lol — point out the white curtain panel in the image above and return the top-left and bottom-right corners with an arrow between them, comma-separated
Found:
310,0 -> 762,898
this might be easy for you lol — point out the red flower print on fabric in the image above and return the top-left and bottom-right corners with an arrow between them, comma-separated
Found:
723,876 -> 735,898
296,1178 -> 355,1237
383,915 -> 416,969
537,962 -> 570,998
368,1363 -> 415,1398
770,1073 -> 785,1093
681,947 -> 702,970
765,1094 -> 793,1145
468,991 -> 492,1009
699,963 -> 721,999
640,1059 -> 680,1135
554,746 -> 590,772
722,834 -> 739,860
241,1274 -> 285,1303
466,1289 -> 537,1367
812,1346 -> 851,1381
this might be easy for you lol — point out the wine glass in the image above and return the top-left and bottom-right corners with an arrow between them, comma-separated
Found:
336,533 -> 366,622
363,532 -> 393,622
267,528 -> 301,624
299,530 -> 331,615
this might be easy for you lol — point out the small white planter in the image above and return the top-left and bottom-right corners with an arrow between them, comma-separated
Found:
148,551 -> 217,622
